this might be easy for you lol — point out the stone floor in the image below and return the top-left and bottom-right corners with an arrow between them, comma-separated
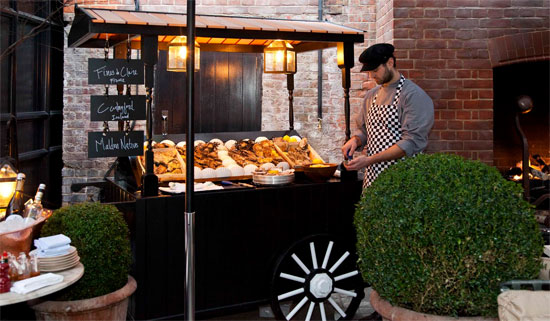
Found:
205,287 -> 378,321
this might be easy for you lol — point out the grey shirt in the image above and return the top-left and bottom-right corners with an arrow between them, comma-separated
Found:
352,77 -> 434,156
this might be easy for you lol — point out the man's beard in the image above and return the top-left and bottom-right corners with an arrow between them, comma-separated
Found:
376,65 -> 393,85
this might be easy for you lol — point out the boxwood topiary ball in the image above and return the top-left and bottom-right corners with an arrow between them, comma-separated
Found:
40,202 -> 131,301
354,153 -> 543,317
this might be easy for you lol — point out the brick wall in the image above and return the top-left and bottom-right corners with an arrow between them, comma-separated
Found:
390,0 -> 549,163
377,0 -> 394,43
61,0 -> 549,203
63,0 -> 142,203
488,29 -> 550,66
63,39 -> 109,203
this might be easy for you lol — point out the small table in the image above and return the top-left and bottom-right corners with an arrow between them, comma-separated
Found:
0,263 -> 84,307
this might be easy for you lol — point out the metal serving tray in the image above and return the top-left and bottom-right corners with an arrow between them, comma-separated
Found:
252,173 -> 294,186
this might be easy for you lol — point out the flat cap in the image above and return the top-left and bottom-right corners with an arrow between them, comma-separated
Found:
359,43 -> 395,72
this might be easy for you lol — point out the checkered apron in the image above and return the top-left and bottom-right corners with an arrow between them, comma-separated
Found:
363,75 -> 406,188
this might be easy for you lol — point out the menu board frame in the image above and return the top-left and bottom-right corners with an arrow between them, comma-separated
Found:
88,131 -> 144,158
88,58 -> 144,85
90,95 -> 146,121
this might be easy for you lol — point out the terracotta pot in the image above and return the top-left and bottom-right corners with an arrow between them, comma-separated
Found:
370,290 -> 497,321
30,275 -> 137,321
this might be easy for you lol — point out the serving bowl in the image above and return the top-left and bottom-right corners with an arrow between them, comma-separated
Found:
0,210 -> 51,255
302,163 -> 338,182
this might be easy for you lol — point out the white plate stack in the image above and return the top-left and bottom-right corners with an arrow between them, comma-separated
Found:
30,246 -> 80,272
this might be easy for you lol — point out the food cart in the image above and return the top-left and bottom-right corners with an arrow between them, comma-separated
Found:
67,6 -> 365,320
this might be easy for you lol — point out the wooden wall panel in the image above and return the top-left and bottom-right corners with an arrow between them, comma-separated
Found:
154,51 -> 262,135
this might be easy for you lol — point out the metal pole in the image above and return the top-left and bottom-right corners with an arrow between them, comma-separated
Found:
184,210 -> 195,320
317,0 -> 323,129
514,113 -> 530,201
514,95 -> 533,202
185,0 -> 196,320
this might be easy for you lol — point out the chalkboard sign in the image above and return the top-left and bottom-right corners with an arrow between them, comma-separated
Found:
90,95 -> 146,121
88,131 -> 144,158
88,59 -> 144,85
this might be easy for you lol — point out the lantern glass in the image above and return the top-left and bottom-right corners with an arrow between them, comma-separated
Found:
286,50 -> 296,73
167,36 -> 200,72
263,40 -> 296,74
0,163 -> 18,211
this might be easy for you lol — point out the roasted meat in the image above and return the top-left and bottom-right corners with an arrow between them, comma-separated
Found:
138,148 -> 183,175
177,142 -> 223,169
284,138 -> 312,166
228,139 -> 282,167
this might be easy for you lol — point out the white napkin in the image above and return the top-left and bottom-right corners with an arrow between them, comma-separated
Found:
167,182 -> 186,192
165,182 -> 223,193
193,182 -> 223,191
37,244 -> 71,258
10,273 -> 64,295
34,234 -> 71,250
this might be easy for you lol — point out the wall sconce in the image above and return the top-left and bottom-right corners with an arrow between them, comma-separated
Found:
167,36 -> 200,72
0,162 -> 18,219
263,40 -> 296,74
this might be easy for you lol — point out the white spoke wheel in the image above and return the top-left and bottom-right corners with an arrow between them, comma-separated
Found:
270,235 -> 365,321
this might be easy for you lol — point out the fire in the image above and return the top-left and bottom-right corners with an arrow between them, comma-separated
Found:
513,157 -> 549,181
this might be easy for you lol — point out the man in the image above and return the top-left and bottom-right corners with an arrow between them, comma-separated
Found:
342,43 -> 434,188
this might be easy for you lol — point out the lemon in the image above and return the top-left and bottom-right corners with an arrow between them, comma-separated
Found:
312,158 -> 323,164
289,137 -> 298,142
283,135 -> 290,142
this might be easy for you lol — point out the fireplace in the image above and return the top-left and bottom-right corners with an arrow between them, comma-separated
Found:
493,60 -> 549,210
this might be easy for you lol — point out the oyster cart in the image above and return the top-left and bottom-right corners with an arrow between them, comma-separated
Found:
68,6 -> 366,320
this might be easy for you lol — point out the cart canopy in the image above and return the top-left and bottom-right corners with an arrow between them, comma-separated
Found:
68,6 -> 365,52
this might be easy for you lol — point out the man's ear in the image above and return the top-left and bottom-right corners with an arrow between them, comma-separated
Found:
387,57 -> 395,68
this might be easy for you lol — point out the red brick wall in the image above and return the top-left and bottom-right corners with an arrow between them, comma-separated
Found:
488,30 -> 550,66
390,0 -> 549,163
377,0 -> 394,43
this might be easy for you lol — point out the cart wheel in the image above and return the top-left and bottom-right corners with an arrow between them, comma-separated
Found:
270,234 -> 365,321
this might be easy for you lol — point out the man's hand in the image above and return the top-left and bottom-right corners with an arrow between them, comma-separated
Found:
343,154 -> 373,171
344,145 -> 406,171
342,136 -> 361,160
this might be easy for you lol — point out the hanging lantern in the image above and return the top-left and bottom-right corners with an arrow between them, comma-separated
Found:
263,40 -> 296,74
0,162 -> 18,219
167,36 -> 200,72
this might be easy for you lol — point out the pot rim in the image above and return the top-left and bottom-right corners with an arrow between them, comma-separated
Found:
30,275 -> 137,313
